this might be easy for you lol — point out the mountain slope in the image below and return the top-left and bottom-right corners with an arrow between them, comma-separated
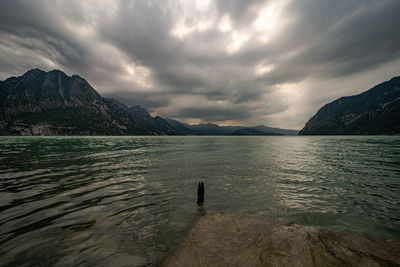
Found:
164,118 -> 198,135
0,69 -> 178,135
299,77 -> 400,135
127,106 -> 179,135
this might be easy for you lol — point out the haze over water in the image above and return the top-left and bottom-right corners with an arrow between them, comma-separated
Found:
0,136 -> 399,266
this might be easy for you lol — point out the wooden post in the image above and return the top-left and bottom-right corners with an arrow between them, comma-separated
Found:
197,182 -> 204,205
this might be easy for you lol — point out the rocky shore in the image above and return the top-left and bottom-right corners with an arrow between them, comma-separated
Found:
164,212 -> 400,266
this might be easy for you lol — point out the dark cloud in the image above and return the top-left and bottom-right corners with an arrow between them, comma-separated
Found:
1,0 -> 400,129
103,91 -> 168,109
264,1 -> 400,81
214,0 -> 264,27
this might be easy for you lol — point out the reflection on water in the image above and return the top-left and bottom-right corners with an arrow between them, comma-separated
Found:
0,136 -> 400,265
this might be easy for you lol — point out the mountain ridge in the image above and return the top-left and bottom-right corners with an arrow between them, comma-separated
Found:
299,76 -> 400,135
182,122 -> 298,136
0,69 -> 178,135
230,127 -> 283,136
1,68 -> 298,136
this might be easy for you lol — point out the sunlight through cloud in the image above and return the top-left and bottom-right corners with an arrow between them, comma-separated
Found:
253,0 -> 289,43
227,31 -> 248,53
218,14 -> 232,33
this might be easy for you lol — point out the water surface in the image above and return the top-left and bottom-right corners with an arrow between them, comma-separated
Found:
0,136 -> 399,265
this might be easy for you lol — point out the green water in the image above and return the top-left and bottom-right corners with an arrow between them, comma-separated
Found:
0,136 -> 399,266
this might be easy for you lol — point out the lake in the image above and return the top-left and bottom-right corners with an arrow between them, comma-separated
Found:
0,136 -> 399,266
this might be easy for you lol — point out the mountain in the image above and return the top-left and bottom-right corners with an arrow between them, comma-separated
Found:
184,123 -> 242,135
184,123 -> 297,136
0,68 -> 300,136
163,118 -> 197,135
0,69 -> 179,135
127,105 -> 178,135
230,127 -> 282,136
299,77 -> 400,135
251,125 -> 298,136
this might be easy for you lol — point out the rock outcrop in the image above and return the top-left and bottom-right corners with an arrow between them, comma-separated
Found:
164,213 -> 400,266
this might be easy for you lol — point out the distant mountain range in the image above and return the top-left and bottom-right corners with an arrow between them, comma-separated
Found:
180,122 -> 296,135
229,127 -> 282,136
299,77 -> 400,135
0,69 -> 298,136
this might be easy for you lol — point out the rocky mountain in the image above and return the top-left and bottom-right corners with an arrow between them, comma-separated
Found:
0,69 -> 178,135
299,77 -> 400,135
127,105 -> 178,135
230,127 -> 282,136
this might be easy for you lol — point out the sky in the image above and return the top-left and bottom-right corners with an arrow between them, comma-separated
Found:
1,0 -> 400,129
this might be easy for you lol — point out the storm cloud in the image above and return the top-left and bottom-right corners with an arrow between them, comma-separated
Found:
1,0 -> 400,129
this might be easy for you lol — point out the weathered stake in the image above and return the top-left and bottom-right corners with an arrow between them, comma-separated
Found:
197,182 -> 204,205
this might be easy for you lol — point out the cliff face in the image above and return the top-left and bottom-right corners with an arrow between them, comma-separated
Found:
0,69 -> 178,135
0,69 -> 102,119
299,77 -> 400,135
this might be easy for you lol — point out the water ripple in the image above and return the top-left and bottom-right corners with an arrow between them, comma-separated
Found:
0,136 -> 399,266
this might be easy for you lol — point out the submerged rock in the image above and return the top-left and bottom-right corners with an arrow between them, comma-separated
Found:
164,213 -> 400,266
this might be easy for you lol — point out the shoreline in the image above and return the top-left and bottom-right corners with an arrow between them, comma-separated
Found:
164,212 -> 400,266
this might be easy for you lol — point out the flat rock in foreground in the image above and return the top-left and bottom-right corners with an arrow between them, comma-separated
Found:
164,213 -> 400,267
